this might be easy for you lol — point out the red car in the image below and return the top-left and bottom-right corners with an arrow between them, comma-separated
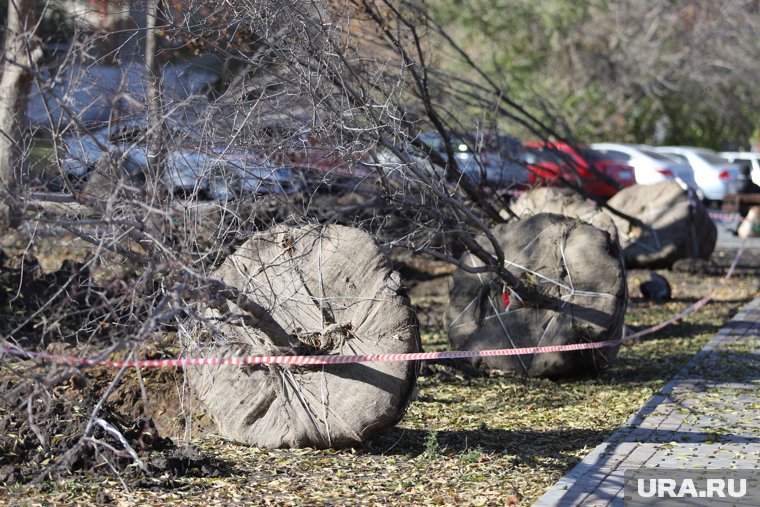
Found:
263,126 -> 375,188
524,142 -> 636,199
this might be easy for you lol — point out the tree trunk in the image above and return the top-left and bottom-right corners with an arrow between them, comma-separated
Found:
145,0 -> 164,179
0,0 -> 40,192
0,0 -> 42,191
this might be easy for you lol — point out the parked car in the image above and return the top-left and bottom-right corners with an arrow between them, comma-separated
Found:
277,128 -> 376,184
62,120 -> 296,200
719,151 -> 760,186
523,141 -> 635,199
589,143 -> 697,189
418,131 -> 529,190
653,146 -> 740,202
27,61 -> 219,130
373,142 -> 446,186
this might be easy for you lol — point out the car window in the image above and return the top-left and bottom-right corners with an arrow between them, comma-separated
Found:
418,133 -> 445,152
695,151 -> 729,164
419,132 -> 475,153
579,148 -> 604,162
660,152 -> 688,164
522,150 -> 539,165
261,126 -> 306,148
524,147 -> 561,164
460,133 -> 483,151
637,148 -> 674,161
111,125 -> 196,147
595,149 -> 631,162
496,141 -> 526,161
166,127 -> 198,145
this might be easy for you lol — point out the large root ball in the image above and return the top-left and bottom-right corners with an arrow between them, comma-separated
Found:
182,224 -> 420,448
446,213 -> 627,378
509,187 -> 619,244
603,181 -> 717,268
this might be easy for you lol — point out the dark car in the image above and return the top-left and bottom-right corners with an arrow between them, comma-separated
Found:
415,131 -> 529,190
62,120 -> 297,201
27,62 -> 219,130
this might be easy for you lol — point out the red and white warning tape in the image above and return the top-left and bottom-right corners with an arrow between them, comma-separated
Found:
499,188 -> 526,198
0,339 -> 619,369
708,211 -> 742,223
0,244 -> 745,370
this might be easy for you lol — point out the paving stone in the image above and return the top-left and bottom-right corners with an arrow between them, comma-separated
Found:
533,298 -> 760,506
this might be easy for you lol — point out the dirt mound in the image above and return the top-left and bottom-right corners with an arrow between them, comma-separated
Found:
0,376 -> 168,485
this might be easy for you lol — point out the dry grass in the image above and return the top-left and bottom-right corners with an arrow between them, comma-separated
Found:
1,247 -> 758,506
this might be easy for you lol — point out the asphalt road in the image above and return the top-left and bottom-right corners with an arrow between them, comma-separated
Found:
710,208 -> 760,249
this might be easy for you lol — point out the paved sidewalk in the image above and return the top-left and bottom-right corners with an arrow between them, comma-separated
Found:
534,297 -> 760,506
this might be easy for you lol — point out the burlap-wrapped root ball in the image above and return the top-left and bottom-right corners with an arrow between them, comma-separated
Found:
446,213 -> 627,378
603,181 -> 717,268
509,187 -> 619,244
183,225 -> 420,448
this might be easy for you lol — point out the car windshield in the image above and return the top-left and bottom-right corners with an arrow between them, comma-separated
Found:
579,147 -> 604,162
419,132 -> 481,153
525,147 -> 562,164
638,148 -> 675,161
695,151 -> 729,164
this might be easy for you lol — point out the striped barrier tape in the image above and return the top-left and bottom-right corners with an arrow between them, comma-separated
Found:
499,188 -> 526,198
0,243 -> 744,370
0,339 -> 619,369
708,211 -> 743,223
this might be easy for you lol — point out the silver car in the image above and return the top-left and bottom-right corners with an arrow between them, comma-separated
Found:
653,147 -> 740,201
719,151 -> 760,186
590,143 -> 697,189
62,121 -> 296,200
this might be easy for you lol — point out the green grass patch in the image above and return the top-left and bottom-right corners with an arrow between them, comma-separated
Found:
25,141 -> 57,179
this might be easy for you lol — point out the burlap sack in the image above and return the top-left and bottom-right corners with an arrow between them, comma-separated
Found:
604,181 -> 716,268
183,224 -> 419,448
509,187 -> 619,244
446,213 -> 627,378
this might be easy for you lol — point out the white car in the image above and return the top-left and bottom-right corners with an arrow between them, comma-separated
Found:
62,121 -> 296,200
653,147 -> 741,201
589,143 -> 697,188
719,152 -> 760,186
